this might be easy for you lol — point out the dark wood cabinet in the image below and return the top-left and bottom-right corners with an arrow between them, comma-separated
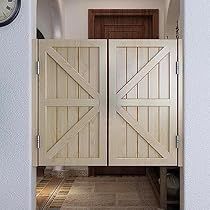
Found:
89,9 -> 159,39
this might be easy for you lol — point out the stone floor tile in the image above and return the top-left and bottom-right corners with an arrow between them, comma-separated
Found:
93,208 -> 127,210
93,194 -> 116,206
117,192 -> 141,200
61,207 -> 91,210
95,182 -> 138,193
126,208 -> 160,210
116,176 -> 148,182
37,175 -> 160,209
118,199 -> 143,206
62,194 -> 93,207
75,176 -> 117,183
69,185 -> 94,194
62,193 -> 116,207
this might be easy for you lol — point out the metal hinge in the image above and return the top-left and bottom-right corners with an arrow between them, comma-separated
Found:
176,20 -> 180,39
36,134 -> 40,149
176,61 -> 179,75
36,61 -> 40,75
176,135 -> 180,149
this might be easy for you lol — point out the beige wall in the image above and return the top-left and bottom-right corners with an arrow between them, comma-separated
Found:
63,0 -> 166,39
37,0 -> 53,38
164,0 -> 170,26
37,0 -> 181,39
37,0 -> 64,38
165,0 -> 180,38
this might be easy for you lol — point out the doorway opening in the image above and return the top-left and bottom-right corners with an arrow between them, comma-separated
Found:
35,1 -> 182,210
88,9 -> 159,177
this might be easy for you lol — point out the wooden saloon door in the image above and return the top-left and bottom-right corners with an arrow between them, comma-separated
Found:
109,40 -> 178,166
39,40 -> 107,166
36,39 -> 180,167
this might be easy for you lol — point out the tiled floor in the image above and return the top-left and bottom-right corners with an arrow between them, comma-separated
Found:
36,176 -> 75,209
36,176 -> 160,210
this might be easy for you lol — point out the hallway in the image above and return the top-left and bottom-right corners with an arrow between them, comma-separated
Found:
36,176 -> 160,209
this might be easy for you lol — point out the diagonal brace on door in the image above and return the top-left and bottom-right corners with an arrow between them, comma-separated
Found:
117,47 -> 170,99
47,106 -> 99,159
46,47 -> 99,99
116,106 -> 171,159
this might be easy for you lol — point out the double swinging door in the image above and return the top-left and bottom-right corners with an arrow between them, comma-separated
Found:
34,39 -> 181,166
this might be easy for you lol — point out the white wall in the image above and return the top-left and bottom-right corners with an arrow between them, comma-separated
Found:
165,0 -> 170,17
0,0 -> 36,209
165,0 -> 180,38
183,0 -> 210,209
1,1 -> 210,209
37,0 -> 53,38
63,0 -> 166,39
37,0 -> 64,38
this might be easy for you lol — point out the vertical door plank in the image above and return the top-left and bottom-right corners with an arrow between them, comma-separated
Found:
138,47 -> 149,158
159,54 -> 170,151
47,55 -> 57,153
116,47 -> 127,158
159,54 -> 169,99
89,48 -> 99,158
79,48 -> 90,158
67,47 -> 79,158
126,47 -> 138,158
159,107 -> 169,152
56,48 -> 68,158
148,48 -> 160,158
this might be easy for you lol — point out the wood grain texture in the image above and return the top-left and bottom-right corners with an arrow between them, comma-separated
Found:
126,48 -> 138,158
138,48 -> 149,158
38,40 -> 107,166
89,48 -> 99,158
88,9 -> 159,39
78,47 -> 90,158
36,39 -> 181,167
56,48 -> 68,158
109,40 -> 178,166
115,47 -> 127,158
67,47 -> 79,158
148,48 -> 160,158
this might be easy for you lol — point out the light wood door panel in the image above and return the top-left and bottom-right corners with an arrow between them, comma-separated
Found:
109,40 -> 178,166
39,40 -> 107,166
36,39 -> 181,167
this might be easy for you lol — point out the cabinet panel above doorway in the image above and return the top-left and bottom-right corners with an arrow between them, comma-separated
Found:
88,9 -> 159,39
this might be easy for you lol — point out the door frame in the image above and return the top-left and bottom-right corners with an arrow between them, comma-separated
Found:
88,9 -> 159,39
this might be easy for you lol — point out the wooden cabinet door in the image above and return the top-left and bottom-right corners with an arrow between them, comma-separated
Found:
88,9 -> 159,39
39,40 -> 107,166
109,40 -> 178,166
